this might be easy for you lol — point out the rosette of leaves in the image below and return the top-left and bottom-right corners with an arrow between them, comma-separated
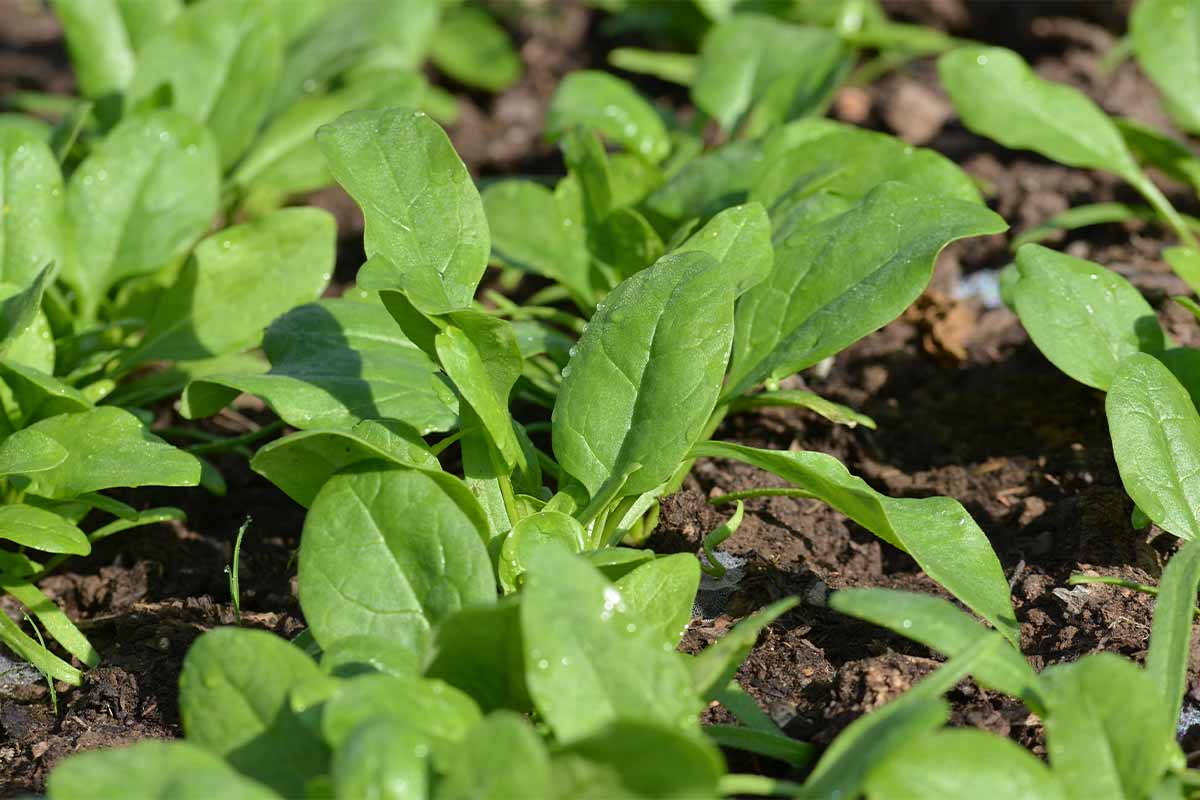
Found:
0,267 -> 202,685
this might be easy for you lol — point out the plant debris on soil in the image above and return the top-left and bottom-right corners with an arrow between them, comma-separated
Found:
4,0 -> 1200,795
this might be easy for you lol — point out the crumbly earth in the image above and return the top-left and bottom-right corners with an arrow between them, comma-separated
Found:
3,0 -> 1199,794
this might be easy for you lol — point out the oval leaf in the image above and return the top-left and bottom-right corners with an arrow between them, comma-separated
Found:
547,71 -> 670,163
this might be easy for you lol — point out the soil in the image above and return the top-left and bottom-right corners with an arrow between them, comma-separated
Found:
2,0 -> 1199,795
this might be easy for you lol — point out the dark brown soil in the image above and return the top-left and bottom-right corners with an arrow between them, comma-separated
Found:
3,0 -> 1199,795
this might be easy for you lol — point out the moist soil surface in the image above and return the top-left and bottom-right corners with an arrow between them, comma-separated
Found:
3,0 -> 1198,794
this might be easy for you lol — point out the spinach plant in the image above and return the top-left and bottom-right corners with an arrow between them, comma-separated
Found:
0,266 -> 203,686
822,537 -> 1200,798
938,42 -> 1200,293
1007,243 -> 1200,543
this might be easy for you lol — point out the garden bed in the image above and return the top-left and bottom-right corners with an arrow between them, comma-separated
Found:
2,0 -> 1198,795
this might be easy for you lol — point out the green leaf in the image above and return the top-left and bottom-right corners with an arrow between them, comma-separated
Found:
614,554 -> 700,650
0,428 -> 67,475
64,111 -> 220,317
47,741 -> 282,800
0,130 -> 63,288
690,598 -> 797,699
319,634 -> 421,680
428,6 -> 521,92
829,588 -> 1040,706
1147,540 -> 1200,739
0,361 -> 92,427
1040,654 -> 1173,800
127,0 -> 283,168
693,15 -> 847,134
233,74 -> 426,199
0,602 -> 81,686
51,0 -> 136,100
297,465 -> 494,649
547,71 -> 670,163
724,182 -> 1005,399
437,711 -> 551,800
1116,118 -> 1200,195
482,179 -> 592,303
1131,0 -> 1200,135
0,265 -> 52,358
122,208 -> 334,368
864,728 -> 1065,800
320,672 -> 482,763
0,407 -> 200,498
671,202 -> 773,296
115,0 -> 181,50
498,510 -> 586,593
608,48 -> 697,86
0,503 -> 88,554
644,139 -> 764,223
939,46 -> 1140,179
425,598 -> 530,713
1013,245 -> 1164,390
436,312 -> 523,469
1107,353 -> 1200,541
694,442 -> 1019,645
520,543 -> 700,743
552,251 -> 734,499
182,299 -> 458,434
178,627 -> 327,796
331,719 -> 429,800
251,421 -> 438,508
317,108 -> 489,315
728,389 -> 876,429
2,575 -> 99,667
550,721 -> 724,800
703,725 -> 813,768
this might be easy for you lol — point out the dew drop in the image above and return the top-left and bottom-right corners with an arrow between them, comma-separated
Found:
537,658 -> 550,670
221,240 -> 232,250
559,657 -> 570,667
625,623 -> 637,633
158,131 -> 171,142
902,619 -> 912,629
414,744 -> 429,758
561,365 -> 572,377
975,54 -> 988,66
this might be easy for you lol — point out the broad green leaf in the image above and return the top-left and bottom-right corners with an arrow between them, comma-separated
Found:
320,672 -> 482,762
552,251 -> 734,499
232,74 -> 426,199
498,511 -> 587,593
115,0 -> 181,50
251,421 -> 438,508
437,712 -> 551,800
1040,654 -> 1172,800
0,428 -> 67,476
1014,245 -> 1164,390
436,312 -> 523,469
614,554 -> 700,650
645,139 -> 764,223
704,724 -> 812,768
122,208 -> 334,368
1107,353 -> 1200,541
671,203 -> 773,296
0,407 -> 200,498
0,131 -> 62,287
830,588 -> 1040,705
0,503 -> 88,554
425,598 -> 530,713
690,598 -> 797,699
482,179 -> 592,303
127,0 -> 283,168
178,627 -> 327,796
0,361 -> 92,427
864,728 -> 1065,800
1117,118 -> 1200,195
64,111 -> 220,318
47,741 -> 281,800
332,719 -> 429,800
547,71 -> 670,163
593,208 -> 665,283
520,544 -> 700,743
1147,540 -> 1200,738
1131,0 -> 1200,134
52,0 -> 135,100
0,266 -> 52,358
608,47 -> 697,86
550,721 -> 724,800
298,465 -> 494,649
181,299 -> 458,434
608,153 -> 665,208
0,603 -> 81,686
1167,246 -> 1200,295
724,182 -> 1005,399
320,634 -> 421,679
693,15 -> 847,134
803,638 -> 1003,800
317,108 -> 489,315
459,416 -> 512,538
428,6 -> 521,92
694,442 -> 1019,645
939,46 -> 1140,180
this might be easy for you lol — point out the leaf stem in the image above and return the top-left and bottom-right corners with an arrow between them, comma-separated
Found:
717,774 -> 807,797
709,487 -> 819,505
1068,573 -> 1200,617
185,420 -> 284,456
